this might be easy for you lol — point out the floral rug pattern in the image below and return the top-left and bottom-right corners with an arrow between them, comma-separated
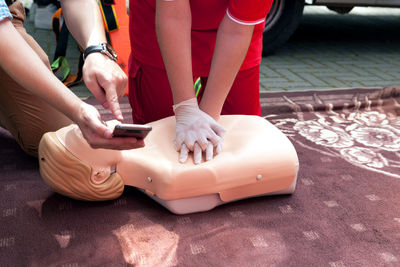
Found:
265,88 -> 400,179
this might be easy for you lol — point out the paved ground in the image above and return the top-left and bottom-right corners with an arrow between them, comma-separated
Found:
260,6 -> 400,92
26,5 -> 400,97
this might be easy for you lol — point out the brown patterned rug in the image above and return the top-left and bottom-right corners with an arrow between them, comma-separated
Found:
1,86 -> 399,266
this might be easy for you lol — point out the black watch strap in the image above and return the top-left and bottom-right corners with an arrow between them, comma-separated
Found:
6,0 -> 16,6
83,43 -> 117,62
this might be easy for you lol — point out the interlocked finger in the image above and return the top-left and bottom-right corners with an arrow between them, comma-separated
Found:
193,143 -> 202,164
179,143 -> 189,163
205,142 -> 214,161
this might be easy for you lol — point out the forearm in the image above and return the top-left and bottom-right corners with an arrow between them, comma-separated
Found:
155,0 -> 194,104
199,14 -> 254,119
60,0 -> 107,48
0,19 -> 83,123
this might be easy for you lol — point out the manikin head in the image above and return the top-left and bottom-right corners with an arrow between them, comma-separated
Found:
39,122 -> 124,201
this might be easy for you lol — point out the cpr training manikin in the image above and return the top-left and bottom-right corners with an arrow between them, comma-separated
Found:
39,115 -> 299,214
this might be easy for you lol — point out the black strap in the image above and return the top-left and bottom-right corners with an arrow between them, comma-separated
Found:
103,0 -> 115,5
83,45 -> 104,60
6,0 -> 16,6
53,22 -> 70,61
99,0 -> 118,32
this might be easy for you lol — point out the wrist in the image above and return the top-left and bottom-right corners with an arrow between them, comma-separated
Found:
83,51 -> 112,64
173,97 -> 199,113
199,105 -> 220,121
83,43 -> 117,62
68,100 -> 87,126
198,99 -> 220,120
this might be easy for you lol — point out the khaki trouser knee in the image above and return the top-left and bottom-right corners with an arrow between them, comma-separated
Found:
0,1 -> 72,157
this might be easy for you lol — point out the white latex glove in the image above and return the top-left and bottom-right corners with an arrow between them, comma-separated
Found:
173,98 -> 226,164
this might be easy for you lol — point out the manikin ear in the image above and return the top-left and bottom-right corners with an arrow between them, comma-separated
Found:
90,165 -> 116,185
39,132 -> 124,201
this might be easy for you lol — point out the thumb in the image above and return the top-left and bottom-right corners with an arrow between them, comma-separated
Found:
211,121 -> 226,138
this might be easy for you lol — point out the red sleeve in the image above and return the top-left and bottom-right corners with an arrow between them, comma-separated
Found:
227,0 -> 273,25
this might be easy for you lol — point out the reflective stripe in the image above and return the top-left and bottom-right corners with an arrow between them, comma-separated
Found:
194,77 -> 202,97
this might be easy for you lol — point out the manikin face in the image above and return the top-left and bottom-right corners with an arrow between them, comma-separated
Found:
56,122 -> 122,185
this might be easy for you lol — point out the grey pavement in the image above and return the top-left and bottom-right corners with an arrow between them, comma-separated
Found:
25,6 -> 400,98
260,6 -> 400,92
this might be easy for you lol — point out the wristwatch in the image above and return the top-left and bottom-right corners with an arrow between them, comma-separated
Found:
83,43 -> 118,62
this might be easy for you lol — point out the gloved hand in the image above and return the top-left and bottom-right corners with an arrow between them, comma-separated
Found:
173,98 -> 226,164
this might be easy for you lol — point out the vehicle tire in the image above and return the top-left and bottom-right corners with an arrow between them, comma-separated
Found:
262,0 -> 305,56
326,6 -> 354,14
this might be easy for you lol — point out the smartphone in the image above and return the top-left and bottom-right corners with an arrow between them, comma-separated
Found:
112,123 -> 152,139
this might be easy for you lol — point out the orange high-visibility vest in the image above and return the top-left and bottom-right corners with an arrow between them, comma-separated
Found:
99,0 -> 130,95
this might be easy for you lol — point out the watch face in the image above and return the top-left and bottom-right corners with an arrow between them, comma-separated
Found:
105,43 -> 118,61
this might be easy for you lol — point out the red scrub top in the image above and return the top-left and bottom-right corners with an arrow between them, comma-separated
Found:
129,0 -> 272,77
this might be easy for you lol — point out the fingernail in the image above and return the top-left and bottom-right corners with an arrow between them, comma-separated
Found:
116,111 -> 123,121
179,154 -> 186,163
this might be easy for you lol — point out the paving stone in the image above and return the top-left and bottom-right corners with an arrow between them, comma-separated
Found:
260,6 -> 400,91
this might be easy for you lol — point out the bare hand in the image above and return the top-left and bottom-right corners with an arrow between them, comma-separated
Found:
82,53 -> 128,121
74,103 -> 145,150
